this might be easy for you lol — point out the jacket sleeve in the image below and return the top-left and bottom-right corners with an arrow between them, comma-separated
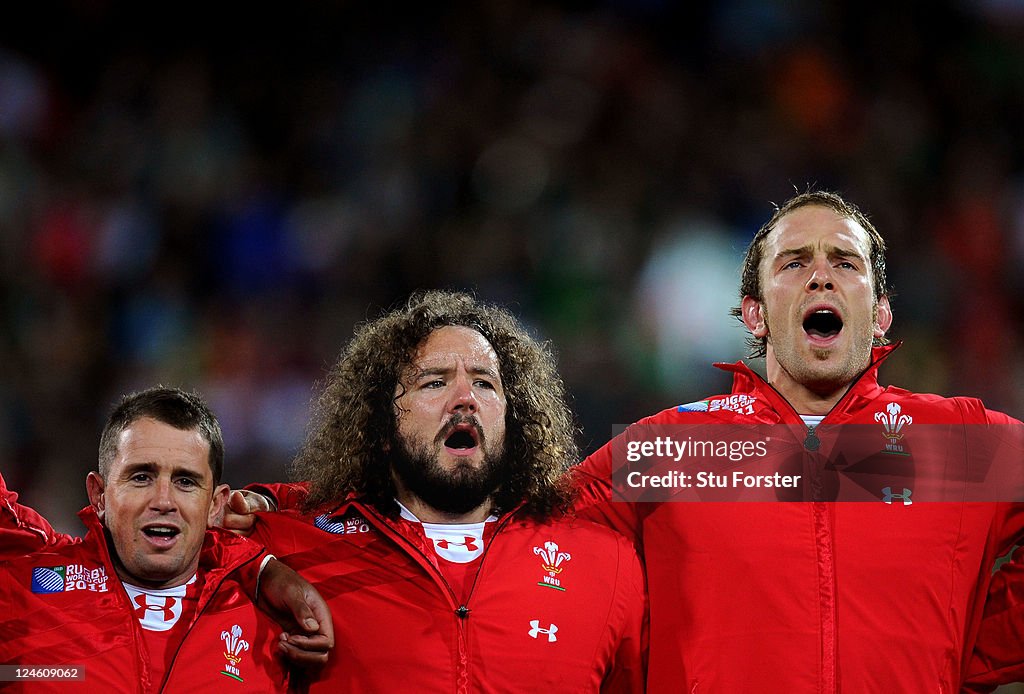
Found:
245,481 -> 311,511
0,470 -> 76,555
570,431 -> 644,551
600,531 -> 648,693
963,544 -> 1024,691
961,406 -> 1024,691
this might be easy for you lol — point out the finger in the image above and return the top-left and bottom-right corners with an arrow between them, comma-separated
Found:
278,638 -> 330,666
283,633 -> 333,653
221,511 -> 256,534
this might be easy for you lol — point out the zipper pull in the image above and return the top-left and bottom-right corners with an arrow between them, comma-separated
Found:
804,426 -> 820,451
455,605 -> 470,619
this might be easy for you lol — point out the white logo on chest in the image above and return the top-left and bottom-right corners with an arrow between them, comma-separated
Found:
528,620 -> 558,642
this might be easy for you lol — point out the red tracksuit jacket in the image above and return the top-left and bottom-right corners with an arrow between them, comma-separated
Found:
249,498 -> 646,693
574,344 -> 1024,693
0,500 -> 288,692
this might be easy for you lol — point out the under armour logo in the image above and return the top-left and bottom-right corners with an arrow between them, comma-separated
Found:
882,486 -> 913,506
528,620 -> 558,642
134,594 -> 177,621
435,537 -> 479,551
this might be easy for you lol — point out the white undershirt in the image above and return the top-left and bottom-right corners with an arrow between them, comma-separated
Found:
800,415 -> 825,429
397,501 -> 497,564
122,574 -> 197,631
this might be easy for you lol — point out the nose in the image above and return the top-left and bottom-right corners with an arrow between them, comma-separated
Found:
805,260 -> 834,292
447,373 -> 478,414
150,477 -> 177,513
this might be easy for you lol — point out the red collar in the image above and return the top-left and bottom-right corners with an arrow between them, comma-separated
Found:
712,342 -> 901,422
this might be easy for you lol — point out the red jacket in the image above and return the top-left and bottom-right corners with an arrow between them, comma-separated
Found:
574,344 -> 1024,693
0,503 -> 289,692
249,497 -> 646,693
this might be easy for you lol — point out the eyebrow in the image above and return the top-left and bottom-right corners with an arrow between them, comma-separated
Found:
414,365 -> 500,380
119,462 -> 205,479
774,244 -> 866,262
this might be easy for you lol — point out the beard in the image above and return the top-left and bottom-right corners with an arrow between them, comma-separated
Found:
391,420 -> 509,516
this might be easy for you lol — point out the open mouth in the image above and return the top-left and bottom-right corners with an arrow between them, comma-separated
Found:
442,422 -> 481,454
142,525 -> 181,544
802,307 -> 843,340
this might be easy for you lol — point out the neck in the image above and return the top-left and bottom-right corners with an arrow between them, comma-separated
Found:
763,357 -> 857,416
396,493 -> 492,524
773,383 -> 846,416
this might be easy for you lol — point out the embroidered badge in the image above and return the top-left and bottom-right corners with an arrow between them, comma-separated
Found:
534,541 -> 571,591
220,625 -> 250,682
314,513 -> 372,534
875,402 -> 912,456
31,564 -> 108,594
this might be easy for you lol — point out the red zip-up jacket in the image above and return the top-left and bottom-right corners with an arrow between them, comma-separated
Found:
248,498 -> 646,693
0,502 -> 288,692
573,344 -> 1024,693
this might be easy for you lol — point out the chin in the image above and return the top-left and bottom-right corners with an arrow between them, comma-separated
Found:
810,347 -> 834,361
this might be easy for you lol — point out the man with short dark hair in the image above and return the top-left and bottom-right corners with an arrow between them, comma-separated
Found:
0,386 -> 333,692
241,291 -> 645,692
573,190 -> 1024,691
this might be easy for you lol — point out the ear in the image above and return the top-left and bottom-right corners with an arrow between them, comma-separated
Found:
86,472 -> 106,519
208,483 -> 230,528
874,295 -> 892,338
741,296 -> 768,338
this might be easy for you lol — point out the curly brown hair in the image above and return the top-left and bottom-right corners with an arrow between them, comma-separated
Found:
291,290 -> 578,520
729,189 -> 890,358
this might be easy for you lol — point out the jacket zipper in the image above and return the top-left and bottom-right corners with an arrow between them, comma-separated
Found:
361,504 -> 519,691
743,360 -> 883,694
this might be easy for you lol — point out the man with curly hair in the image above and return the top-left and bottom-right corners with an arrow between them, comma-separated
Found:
236,290 -> 645,692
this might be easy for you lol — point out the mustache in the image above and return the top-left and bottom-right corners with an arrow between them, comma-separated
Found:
434,413 -> 485,445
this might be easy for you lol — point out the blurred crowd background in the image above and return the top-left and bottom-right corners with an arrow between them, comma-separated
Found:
2,0 -> 1024,533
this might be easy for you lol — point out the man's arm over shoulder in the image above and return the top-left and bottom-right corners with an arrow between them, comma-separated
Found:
221,482 -> 312,537
217,529 -> 335,670
570,442 -> 641,548
571,411 -> 684,548
247,482 -> 311,511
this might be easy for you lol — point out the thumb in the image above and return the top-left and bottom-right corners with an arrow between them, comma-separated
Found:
228,489 -> 251,513
229,489 -> 270,514
290,598 -> 319,633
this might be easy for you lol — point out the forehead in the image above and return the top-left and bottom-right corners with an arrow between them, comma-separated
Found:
113,417 -> 212,475
411,326 -> 500,370
763,205 -> 873,260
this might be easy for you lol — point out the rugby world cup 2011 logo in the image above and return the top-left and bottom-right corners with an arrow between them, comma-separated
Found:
31,566 -> 66,594
534,541 -> 572,591
220,625 -> 250,682
875,402 -> 912,455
